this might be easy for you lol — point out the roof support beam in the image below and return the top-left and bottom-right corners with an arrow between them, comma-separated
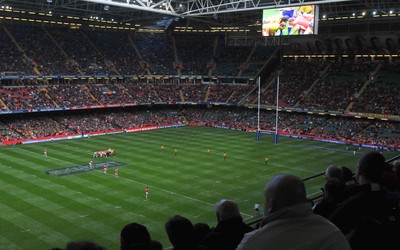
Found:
82,0 -> 182,17
82,0 -> 353,17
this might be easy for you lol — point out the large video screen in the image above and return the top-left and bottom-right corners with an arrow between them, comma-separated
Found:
262,5 -> 318,36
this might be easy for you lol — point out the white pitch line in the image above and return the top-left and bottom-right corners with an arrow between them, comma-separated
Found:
16,147 -> 82,166
116,175 -> 215,207
101,173 -> 251,217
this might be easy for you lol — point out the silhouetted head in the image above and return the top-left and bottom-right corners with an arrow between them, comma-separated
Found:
120,222 -> 152,250
264,174 -> 307,215
215,199 -> 241,222
356,152 -> 386,184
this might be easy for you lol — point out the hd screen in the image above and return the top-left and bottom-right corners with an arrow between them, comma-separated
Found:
262,5 -> 318,36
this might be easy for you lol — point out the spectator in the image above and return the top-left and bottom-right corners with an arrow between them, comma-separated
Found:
201,199 -> 253,250
313,178 -> 346,219
324,164 -> 343,182
64,240 -> 105,250
329,152 -> 397,250
193,223 -> 211,247
165,215 -> 201,250
120,222 -> 152,250
149,240 -> 163,250
341,166 -> 356,187
236,174 -> 350,250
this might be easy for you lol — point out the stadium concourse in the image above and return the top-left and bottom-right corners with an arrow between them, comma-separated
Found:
0,1 -> 400,249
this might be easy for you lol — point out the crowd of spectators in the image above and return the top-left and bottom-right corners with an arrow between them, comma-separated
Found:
260,57 -> 327,107
0,107 -> 398,150
174,34 -> 215,75
299,58 -> 375,111
351,62 -> 400,115
0,24 -> 399,149
1,23 -> 399,79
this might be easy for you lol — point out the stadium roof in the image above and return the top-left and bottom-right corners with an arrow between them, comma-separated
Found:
1,0 -> 399,32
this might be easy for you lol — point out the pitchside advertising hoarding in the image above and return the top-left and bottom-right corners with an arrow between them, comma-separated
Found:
262,5 -> 319,36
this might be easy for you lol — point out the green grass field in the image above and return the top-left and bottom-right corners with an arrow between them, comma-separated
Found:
1,126 -> 398,250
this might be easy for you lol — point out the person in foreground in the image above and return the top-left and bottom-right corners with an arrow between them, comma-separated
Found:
236,174 -> 351,250
200,199 -> 253,250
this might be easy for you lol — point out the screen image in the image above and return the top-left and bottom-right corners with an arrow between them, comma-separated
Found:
262,5 -> 318,37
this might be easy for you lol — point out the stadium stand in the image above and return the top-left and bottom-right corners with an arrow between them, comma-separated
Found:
0,1 -> 399,248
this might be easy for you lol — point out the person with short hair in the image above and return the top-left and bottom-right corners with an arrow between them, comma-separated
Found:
236,174 -> 351,250
120,222 -> 152,250
201,199 -> 254,250
324,164 -> 343,182
165,215 -> 201,250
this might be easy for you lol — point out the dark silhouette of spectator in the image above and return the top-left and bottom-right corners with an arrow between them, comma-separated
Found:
341,166 -> 355,185
313,178 -> 347,219
149,240 -> 163,250
201,199 -> 253,250
382,160 -> 400,191
193,222 -> 211,247
329,152 -> 397,250
165,215 -> 201,250
341,166 -> 358,191
324,164 -> 343,182
65,240 -> 105,250
120,222 -> 152,250
236,174 -> 350,250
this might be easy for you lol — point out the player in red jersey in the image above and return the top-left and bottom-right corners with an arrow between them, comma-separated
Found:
103,163 -> 108,174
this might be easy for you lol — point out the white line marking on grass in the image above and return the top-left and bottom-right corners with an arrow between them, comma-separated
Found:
21,229 -> 31,233
308,190 -> 323,198
322,151 -> 336,155
272,164 -> 316,174
243,215 -> 259,222
80,214 -> 89,218
109,174 -> 217,208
